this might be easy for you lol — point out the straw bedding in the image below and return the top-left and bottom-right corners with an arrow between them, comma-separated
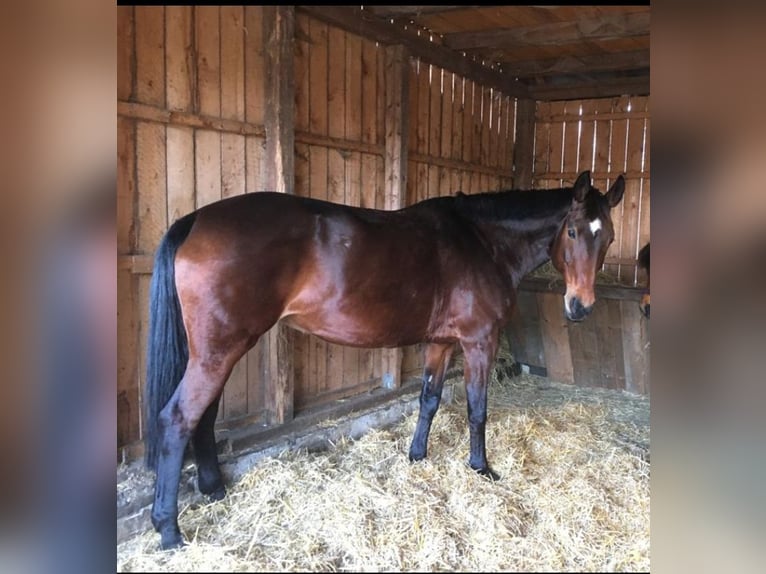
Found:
117,349 -> 649,573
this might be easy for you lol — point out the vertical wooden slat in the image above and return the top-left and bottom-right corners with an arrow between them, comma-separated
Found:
327,26 -> 345,140
481,86 -> 491,167
360,153 -> 377,209
381,44 -> 409,389
345,33 -> 362,142
407,61 -> 419,162
428,165 -> 439,200
246,137 -> 265,193
514,98 -> 536,189
592,298 -> 621,389
452,76 -> 464,165
245,6 -> 265,126
166,6 -> 194,112
117,117 -> 138,446
308,19 -> 328,136
262,5 -> 295,424
196,6 -> 220,117
440,71 -> 453,160
607,96 -> 629,277
533,101 -> 550,185
547,101 -> 566,186
567,310 -> 600,389
621,299 -> 649,394
472,84 -> 483,164
361,38 -> 377,144
117,6 -> 135,102
135,7 -> 165,107
221,6 -> 245,122
562,100 -> 580,176
195,130 -> 221,208
377,46 -> 386,147
488,92 -> 500,169
429,67 -> 441,158
294,13 -> 310,133
166,126 -> 195,224
620,96 -> 647,283
537,292 -> 574,384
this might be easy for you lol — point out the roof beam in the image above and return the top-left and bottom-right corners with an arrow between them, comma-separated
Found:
298,6 -> 529,98
529,74 -> 650,101
502,49 -> 650,78
368,6 -> 478,18
444,12 -> 650,50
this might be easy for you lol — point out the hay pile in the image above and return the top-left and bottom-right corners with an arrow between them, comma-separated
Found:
117,371 -> 649,572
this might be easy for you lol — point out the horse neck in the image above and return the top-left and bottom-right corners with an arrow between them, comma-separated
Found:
470,191 -> 571,287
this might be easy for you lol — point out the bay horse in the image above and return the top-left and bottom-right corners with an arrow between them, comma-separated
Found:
638,242 -> 650,318
144,169 -> 624,549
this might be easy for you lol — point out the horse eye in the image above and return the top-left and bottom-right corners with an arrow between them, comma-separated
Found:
567,228 -> 576,239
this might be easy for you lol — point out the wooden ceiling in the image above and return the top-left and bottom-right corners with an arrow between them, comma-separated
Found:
301,5 -> 649,101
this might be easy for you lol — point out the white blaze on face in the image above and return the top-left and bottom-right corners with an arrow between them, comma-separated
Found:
589,218 -> 602,235
564,293 -> 572,315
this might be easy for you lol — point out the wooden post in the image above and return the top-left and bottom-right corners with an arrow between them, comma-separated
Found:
262,6 -> 295,424
513,98 -> 536,189
381,44 -> 409,390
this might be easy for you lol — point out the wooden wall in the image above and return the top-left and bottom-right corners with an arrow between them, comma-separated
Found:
533,96 -> 650,284
507,280 -> 650,395
118,6 -> 270,453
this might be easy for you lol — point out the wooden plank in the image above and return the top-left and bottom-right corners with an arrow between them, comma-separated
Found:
518,277 -> 644,302
361,38 -> 378,144
440,70 -> 453,159
462,80 -> 474,163
117,6 -> 135,102
294,12 -> 310,133
547,101 -> 566,186
369,6 -> 473,17
577,99 -> 597,173
308,18 -> 329,136
136,122 -> 167,252
480,85 -> 491,167
165,6 -> 194,112
165,126 -> 195,224
117,269 -> 139,447
532,101 -> 550,182
562,100 -> 580,176
117,117 -> 136,254
514,98 -> 536,188
429,67 -> 441,158
135,7 -> 165,107
488,91 -> 500,169
416,61 -> 430,155
376,42 -> 386,147
445,12 -> 650,49
504,49 -> 650,78
298,6 -> 529,98
472,84 -> 483,164
246,339 -> 267,417
221,6 -> 245,122
246,136 -> 266,193
262,5 -> 295,424
137,275 -> 152,438
619,97 -> 646,283
196,6 -> 220,117
621,299 -> 649,394
591,298 -> 619,389
117,101 -> 265,137
566,310 -> 600,389
345,32 -> 362,142
195,130 -> 221,209
530,76 -> 650,102
428,164 -> 439,200
407,61 -> 419,159
451,75 -> 464,163
327,25 -> 346,139
245,6 -> 265,126
536,292 -> 574,384
360,153 -> 377,209
607,96 -> 629,277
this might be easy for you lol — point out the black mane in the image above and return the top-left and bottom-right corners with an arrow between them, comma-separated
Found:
452,187 -> 574,221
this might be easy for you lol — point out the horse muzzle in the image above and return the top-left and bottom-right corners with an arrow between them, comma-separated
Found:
564,295 -> 593,322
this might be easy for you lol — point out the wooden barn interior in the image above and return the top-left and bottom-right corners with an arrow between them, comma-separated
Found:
117,6 -> 650,462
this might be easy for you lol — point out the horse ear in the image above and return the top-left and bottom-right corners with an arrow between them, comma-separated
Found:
573,170 -> 591,202
606,175 -> 625,207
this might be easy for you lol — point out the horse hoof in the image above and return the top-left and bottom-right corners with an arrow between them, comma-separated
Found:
160,531 -> 186,551
408,448 -> 426,462
473,465 -> 501,482
207,486 -> 226,502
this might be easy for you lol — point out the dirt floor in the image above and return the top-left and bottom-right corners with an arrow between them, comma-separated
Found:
117,345 -> 650,572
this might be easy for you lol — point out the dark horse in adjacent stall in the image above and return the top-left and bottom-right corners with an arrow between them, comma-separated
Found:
144,170 -> 625,549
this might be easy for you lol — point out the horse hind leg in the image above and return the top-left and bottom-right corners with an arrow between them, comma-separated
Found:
150,355 -> 242,550
409,343 -> 455,462
193,393 -> 225,500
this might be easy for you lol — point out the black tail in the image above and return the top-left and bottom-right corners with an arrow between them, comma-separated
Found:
144,211 -> 198,471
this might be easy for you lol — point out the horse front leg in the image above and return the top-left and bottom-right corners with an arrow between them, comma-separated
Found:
409,343 -> 455,462
461,335 -> 500,481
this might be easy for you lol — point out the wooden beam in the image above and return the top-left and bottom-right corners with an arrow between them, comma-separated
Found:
529,75 -> 650,101
512,99 -> 536,189
519,277 -> 644,302
380,44 -> 409,390
368,6 -> 478,18
263,6 -> 295,425
502,49 -> 649,78
298,6 -> 529,98
445,12 -> 650,49
117,101 -> 266,137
